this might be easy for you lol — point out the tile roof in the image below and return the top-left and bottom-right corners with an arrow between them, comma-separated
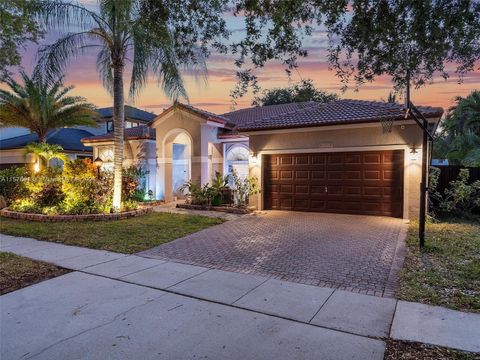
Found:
97,105 -> 156,122
0,128 -> 93,152
81,125 -> 155,143
222,100 -> 444,131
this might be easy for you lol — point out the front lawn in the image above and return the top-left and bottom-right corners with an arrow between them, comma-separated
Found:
396,218 -> 480,313
0,252 -> 70,295
0,212 -> 224,254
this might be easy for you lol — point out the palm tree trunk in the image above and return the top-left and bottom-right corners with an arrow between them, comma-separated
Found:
39,133 -> 47,143
112,64 -> 125,211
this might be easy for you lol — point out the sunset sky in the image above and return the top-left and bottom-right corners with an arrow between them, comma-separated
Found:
13,3 -> 480,116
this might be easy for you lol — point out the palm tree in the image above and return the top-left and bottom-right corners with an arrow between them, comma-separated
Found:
24,143 -> 69,169
434,90 -> 480,166
0,72 -> 97,143
35,0 -> 194,210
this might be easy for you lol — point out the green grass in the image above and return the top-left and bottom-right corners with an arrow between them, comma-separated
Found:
0,252 -> 70,295
0,213 -> 224,254
396,218 -> 480,313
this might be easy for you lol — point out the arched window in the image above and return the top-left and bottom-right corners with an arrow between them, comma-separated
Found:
227,146 -> 249,161
225,145 -> 249,185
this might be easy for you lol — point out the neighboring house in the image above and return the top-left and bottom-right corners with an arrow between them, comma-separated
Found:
96,105 -> 157,133
0,106 -> 156,169
0,128 -> 94,170
82,100 -> 443,219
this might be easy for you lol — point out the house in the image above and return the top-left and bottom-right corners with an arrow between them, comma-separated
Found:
0,106 -> 156,170
81,100 -> 443,219
0,128 -> 94,170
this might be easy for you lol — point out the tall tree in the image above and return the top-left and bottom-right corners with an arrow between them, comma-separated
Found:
0,71 -> 97,143
0,0 -> 43,79
35,0 -> 229,210
253,79 -> 338,106
229,1 -> 480,95
434,90 -> 480,166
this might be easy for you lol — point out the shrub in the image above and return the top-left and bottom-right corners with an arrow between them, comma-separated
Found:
430,168 -> 480,217
231,170 -> 260,207
180,181 -> 213,205
0,166 -> 30,205
10,198 -> 41,213
62,159 -> 112,214
26,166 -> 64,208
439,169 -> 480,216
121,199 -> 138,212
122,165 -> 149,200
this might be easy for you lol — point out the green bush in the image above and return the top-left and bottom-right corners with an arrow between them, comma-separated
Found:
440,169 -> 480,215
26,167 -> 64,208
5,159 -> 148,215
10,198 -> 42,213
61,159 -> 113,214
0,166 -> 30,205
122,165 -> 149,200
231,170 -> 260,207
431,168 -> 480,217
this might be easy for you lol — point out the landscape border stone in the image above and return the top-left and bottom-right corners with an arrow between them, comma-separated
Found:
0,207 -> 153,222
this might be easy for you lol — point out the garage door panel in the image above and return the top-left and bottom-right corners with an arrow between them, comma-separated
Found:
328,171 -> 344,180
295,170 -> 309,179
295,155 -> 309,165
344,186 -> 361,195
311,171 -> 326,180
263,150 -> 403,217
364,153 -> 382,164
311,154 -> 326,164
279,184 -> 293,193
364,170 -> 382,180
295,184 -> 309,194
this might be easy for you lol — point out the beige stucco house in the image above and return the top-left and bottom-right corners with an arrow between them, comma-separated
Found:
82,100 -> 443,219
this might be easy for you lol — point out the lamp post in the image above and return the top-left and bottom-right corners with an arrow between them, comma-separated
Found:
93,157 -> 103,177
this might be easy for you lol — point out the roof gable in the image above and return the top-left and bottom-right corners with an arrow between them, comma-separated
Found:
150,102 -> 232,127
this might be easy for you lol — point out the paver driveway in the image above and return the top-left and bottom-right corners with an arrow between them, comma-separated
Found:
142,211 -> 405,297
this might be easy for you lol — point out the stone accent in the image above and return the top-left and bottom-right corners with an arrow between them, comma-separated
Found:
0,207 -> 153,222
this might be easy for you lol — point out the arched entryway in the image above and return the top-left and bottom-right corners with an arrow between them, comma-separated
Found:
162,129 -> 192,201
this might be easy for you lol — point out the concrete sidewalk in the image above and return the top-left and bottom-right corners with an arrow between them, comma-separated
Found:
1,233 -> 479,357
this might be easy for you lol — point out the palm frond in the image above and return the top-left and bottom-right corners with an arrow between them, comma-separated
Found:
35,0 -> 110,33
35,31 -> 102,85
96,46 -> 114,95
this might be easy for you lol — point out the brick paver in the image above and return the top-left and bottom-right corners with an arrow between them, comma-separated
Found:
141,211 -> 405,297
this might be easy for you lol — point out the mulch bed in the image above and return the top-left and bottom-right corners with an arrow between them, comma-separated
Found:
0,252 -> 70,295
176,203 -> 251,214
384,340 -> 480,360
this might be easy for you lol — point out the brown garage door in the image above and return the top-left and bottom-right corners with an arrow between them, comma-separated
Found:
263,150 -> 404,217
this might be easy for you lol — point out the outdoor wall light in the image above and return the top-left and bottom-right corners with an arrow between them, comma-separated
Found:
410,146 -> 418,161
33,158 -> 40,173
93,157 -> 103,175
93,156 -> 103,167
251,153 -> 258,165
